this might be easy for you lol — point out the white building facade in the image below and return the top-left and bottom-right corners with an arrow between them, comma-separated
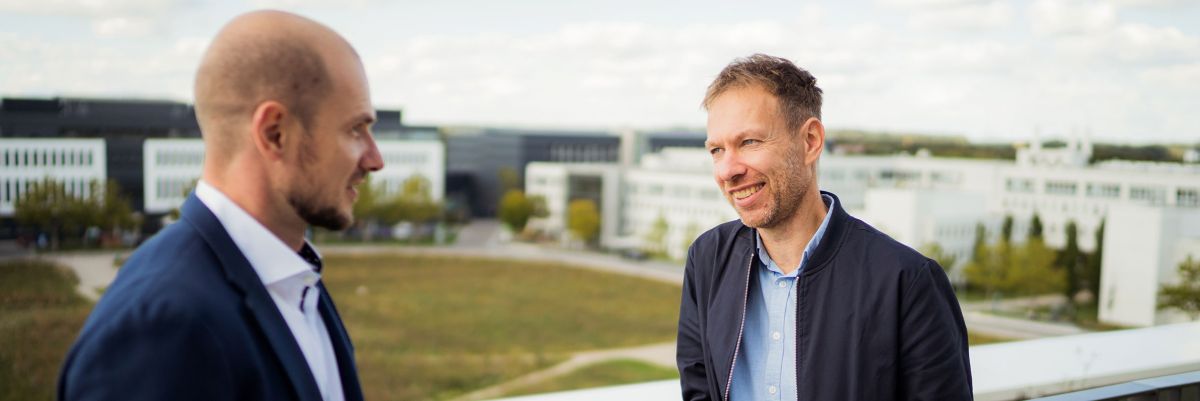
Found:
143,138 -> 446,214
1099,205 -> 1200,327
528,136 -> 1200,326
1,138 -> 107,216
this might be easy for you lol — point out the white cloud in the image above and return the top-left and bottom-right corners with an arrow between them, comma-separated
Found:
0,0 -> 183,16
1052,23 -> 1200,64
1029,0 -> 1117,36
92,16 -> 158,37
3,1 -> 1197,143
906,1 -> 1014,31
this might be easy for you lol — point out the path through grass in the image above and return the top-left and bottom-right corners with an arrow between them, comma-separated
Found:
322,254 -> 682,400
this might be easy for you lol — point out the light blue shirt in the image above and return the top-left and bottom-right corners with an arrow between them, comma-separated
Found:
730,194 -> 834,401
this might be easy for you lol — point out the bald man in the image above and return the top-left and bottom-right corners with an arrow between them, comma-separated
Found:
58,11 -> 381,401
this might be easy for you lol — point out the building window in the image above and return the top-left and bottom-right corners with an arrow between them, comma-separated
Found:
1130,186 -> 1166,205
1045,181 -> 1078,196
1086,183 -> 1120,199
1006,178 -> 1034,193
1179,188 -> 1199,207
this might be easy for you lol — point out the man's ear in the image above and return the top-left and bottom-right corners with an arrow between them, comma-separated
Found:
802,117 -> 826,166
250,100 -> 289,161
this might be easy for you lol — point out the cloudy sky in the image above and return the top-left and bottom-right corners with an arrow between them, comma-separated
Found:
1,0 -> 1197,144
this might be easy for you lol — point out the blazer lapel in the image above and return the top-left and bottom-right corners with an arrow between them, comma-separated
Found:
179,195 -> 324,401
317,284 -> 364,401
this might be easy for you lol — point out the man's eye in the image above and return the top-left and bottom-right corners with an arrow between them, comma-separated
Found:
742,139 -> 759,146
708,148 -> 722,155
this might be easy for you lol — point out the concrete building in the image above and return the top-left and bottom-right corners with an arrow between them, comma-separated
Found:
143,137 -> 445,215
0,138 -> 108,236
1099,205 -> 1200,327
1,96 -> 408,235
444,127 -> 619,218
528,135 -> 1200,326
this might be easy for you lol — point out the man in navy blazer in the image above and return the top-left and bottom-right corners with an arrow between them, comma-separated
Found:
59,10 -> 384,401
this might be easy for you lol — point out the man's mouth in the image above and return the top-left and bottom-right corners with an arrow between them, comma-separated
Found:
732,184 -> 764,200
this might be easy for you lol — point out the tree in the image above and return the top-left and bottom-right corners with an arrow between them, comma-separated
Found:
498,167 -> 520,193
1159,256 -> 1200,319
965,236 -> 1066,299
498,190 -> 534,233
643,213 -> 670,258
394,174 -> 442,223
1086,219 -> 1106,302
92,179 -> 139,246
921,242 -> 957,274
1001,215 -> 1014,243
351,177 -> 387,241
965,241 -> 1006,299
528,195 -> 549,219
971,223 -> 988,267
1007,238 -> 1067,297
15,178 -> 136,249
566,199 -> 600,245
1059,221 -> 1083,304
1029,213 -> 1044,239
15,178 -> 77,249
681,221 -> 702,258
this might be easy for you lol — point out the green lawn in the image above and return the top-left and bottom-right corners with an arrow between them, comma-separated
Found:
0,259 -> 93,401
321,254 -> 683,400
501,359 -> 680,397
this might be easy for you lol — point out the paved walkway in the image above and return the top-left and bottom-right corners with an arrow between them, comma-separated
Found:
449,342 -> 676,401
43,251 -> 125,301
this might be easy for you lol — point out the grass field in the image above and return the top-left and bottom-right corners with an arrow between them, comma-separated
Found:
0,253 -> 1028,401
320,254 -> 683,400
0,259 -> 93,401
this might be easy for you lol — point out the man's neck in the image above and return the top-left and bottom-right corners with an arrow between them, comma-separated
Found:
202,164 -> 307,251
758,193 -> 827,275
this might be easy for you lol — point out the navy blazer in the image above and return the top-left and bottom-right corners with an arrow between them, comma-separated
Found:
59,194 -> 364,401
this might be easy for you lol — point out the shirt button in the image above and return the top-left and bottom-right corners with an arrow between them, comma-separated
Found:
769,385 -> 778,395
778,281 -> 787,288
772,331 -> 782,341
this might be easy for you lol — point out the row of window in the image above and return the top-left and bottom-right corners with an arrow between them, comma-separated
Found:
155,178 -> 196,199
1,148 -> 96,168
383,152 -> 430,166
0,178 -> 95,204
1005,178 -> 1198,206
625,183 -> 721,201
154,151 -> 203,167
1003,197 -> 1108,216
547,145 -> 617,162
823,168 -> 964,186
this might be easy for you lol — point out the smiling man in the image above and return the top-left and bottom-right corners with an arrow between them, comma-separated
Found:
676,54 -> 973,401
59,10 -> 382,401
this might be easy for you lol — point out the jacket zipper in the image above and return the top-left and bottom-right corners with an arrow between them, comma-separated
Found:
723,251 -> 755,401
794,273 -> 803,401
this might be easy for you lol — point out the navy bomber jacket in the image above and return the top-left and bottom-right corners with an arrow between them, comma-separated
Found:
676,191 -> 973,401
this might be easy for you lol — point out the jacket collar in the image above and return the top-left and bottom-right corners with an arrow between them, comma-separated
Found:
179,194 -> 325,401
735,190 -> 851,277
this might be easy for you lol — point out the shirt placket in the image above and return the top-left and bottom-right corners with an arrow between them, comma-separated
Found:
765,271 -> 791,400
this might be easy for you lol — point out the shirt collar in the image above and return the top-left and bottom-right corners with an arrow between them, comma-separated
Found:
755,193 -> 836,275
194,180 -> 319,286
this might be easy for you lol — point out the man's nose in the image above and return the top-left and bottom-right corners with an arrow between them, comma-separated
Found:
361,134 -> 384,172
713,151 -> 746,184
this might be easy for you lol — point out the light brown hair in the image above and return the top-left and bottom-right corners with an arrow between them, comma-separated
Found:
702,53 -> 823,133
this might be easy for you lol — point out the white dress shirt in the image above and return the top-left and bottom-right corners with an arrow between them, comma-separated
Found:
195,181 -> 344,401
